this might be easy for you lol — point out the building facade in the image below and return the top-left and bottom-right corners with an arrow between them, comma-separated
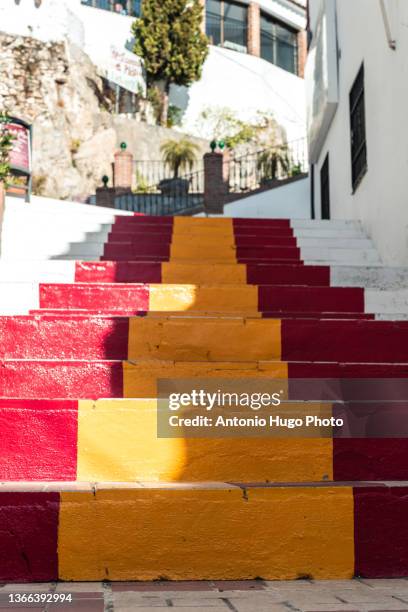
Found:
0,0 -> 307,143
306,0 -> 408,265
82,0 -> 307,76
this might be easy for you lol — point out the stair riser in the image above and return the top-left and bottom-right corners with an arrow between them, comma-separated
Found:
0,485 -> 406,581
1,400 -> 407,483
3,318 -> 408,361
38,284 -> 364,315
1,361 -> 408,400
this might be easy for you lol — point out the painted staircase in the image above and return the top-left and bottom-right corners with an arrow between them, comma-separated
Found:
1,213 -> 408,582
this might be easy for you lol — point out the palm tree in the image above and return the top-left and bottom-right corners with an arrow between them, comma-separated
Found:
256,144 -> 290,183
160,139 -> 200,178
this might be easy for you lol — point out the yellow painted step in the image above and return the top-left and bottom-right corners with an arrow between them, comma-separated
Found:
127,317 -> 281,361
77,399 -> 333,483
148,284 -> 258,312
123,359 -> 288,397
161,263 -> 247,285
58,483 -> 354,581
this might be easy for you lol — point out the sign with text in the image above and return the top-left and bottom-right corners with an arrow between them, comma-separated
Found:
105,45 -> 146,96
6,120 -> 31,174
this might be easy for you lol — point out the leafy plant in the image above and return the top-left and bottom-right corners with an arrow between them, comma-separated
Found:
196,107 -> 286,151
291,163 -> 303,177
0,113 -> 14,185
133,0 -> 209,125
32,174 -> 47,195
160,138 -> 199,178
134,170 -> 154,193
167,104 -> 183,128
257,145 -> 290,182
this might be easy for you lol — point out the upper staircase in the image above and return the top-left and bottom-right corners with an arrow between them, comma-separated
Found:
1,209 -> 408,583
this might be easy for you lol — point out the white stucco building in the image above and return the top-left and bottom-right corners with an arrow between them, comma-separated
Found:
306,0 -> 408,265
0,0 -> 307,142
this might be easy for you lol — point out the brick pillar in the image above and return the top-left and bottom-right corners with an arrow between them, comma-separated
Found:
204,151 -> 229,214
297,29 -> 307,78
114,149 -> 133,190
247,2 -> 261,57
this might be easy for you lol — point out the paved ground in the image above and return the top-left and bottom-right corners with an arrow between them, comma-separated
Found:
2,580 -> 408,612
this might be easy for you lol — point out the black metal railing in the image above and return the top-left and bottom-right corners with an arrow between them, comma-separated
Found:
115,169 -> 204,215
133,160 -> 204,192
227,138 -> 308,193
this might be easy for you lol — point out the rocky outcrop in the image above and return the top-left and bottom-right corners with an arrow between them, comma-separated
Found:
0,33 -> 208,200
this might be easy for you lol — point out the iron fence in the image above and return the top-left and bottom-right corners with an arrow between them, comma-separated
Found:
115,169 -> 204,215
227,138 -> 308,193
133,160 -> 204,192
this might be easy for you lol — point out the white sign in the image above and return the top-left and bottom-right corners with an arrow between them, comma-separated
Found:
105,45 -> 146,95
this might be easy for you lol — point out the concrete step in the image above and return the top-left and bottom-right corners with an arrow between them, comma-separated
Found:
297,237 -> 373,249
290,219 -> 361,230
331,266 -> 408,289
0,261 -> 75,283
1,480 -> 402,581
75,261 -> 330,285
366,290 -> 408,314
1,398 -> 408,484
1,359 -> 408,400
303,248 -> 381,264
3,316 -> 407,361
38,283 -> 365,315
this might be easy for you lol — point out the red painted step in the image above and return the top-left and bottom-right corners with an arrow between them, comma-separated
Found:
282,319 -> 408,362
114,215 -> 173,226
1,360 -> 407,400
0,360 -> 123,399
100,254 -> 169,262
246,264 -> 330,286
39,283 -> 149,311
0,492 -> 59,582
236,246 -> 301,261
0,316 -> 129,359
39,283 -> 364,314
75,261 -> 329,286
103,243 -> 171,259
259,286 -> 365,313
0,399 -> 77,480
75,261 -> 162,283
263,312 -> 374,320
354,486 -> 408,578
233,218 -> 291,228
106,233 -> 297,248
334,439 -> 408,481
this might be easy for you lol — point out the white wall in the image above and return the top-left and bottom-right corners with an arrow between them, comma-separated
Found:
307,0 -> 408,265
209,176 -> 310,218
172,45 -> 307,143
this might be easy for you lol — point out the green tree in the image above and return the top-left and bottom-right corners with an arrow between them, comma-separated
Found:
133,0 -> 209,125
160,138 -> 199,177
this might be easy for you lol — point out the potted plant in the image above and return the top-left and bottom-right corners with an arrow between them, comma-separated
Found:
159,138 -> 199,196
257,144 -> 290,186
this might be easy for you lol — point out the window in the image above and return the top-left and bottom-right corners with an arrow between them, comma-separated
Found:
349,63 -> 367,191
260,13 -> 298,74
81,0 -> 141,17
320,154 -> 330,220
206,0 -> 248,51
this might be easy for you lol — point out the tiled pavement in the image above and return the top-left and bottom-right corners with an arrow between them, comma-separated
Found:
2,580 -> 408,612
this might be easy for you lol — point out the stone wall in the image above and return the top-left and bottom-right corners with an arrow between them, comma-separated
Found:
0,33 -> 208,201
